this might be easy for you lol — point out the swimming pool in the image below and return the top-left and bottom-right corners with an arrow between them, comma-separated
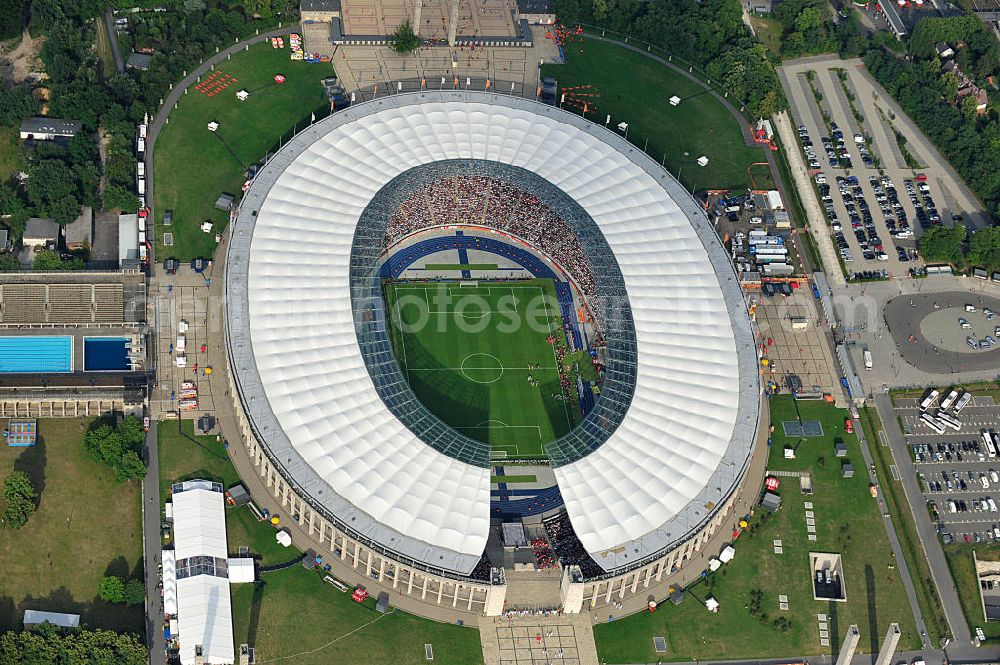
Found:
84,337 -> 131,372
0,336 -> 73,373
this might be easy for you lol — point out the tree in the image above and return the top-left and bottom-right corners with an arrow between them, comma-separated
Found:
124,578 -> 146,606
31,250 -> 63,271
0,81 -> 38,127
918,224 -> 966,266
102,185 -> 139,213
389,22 -> 420,54
0,254 -> 18,272
98,576 -> 125,603
82,418 -> 147,482
0,627 -> 147,663
2,471 -> 37,529
969,227 -> 1000,272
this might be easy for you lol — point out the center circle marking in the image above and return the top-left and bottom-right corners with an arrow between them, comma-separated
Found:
461,353 -> 504,384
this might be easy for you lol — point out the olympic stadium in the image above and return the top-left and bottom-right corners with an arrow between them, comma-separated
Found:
223,91 -> 764,615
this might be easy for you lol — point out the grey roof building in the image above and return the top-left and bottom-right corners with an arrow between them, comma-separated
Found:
23,217 -> 59,247
126,52 -> 153,70
19,117 -> 82,141
65,206 -> 93,249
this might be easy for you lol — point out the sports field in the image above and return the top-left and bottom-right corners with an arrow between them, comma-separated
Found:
384,279 -> 580,459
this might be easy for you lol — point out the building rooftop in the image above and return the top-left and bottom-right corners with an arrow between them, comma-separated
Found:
20,117 -> 81,137
126,52 -> 153,70
23,217 -> 59,240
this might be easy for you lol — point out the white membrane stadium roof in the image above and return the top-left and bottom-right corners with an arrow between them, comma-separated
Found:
226,92 -> 760,575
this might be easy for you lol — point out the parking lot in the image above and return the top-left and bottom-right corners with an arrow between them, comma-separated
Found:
778,57 -> 989,280
896,395 -> 1000,544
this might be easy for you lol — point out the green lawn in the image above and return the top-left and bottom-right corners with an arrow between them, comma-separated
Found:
384,279 -> 580,459
542,38 -> 769,192
0,126 -> 21,185
593,396 -> 919,662
153,43 -> 333,261
749,16 -> 785,54
231,566 -> 483,664
861,406 -> 949,645
944,543 -> 1000,641
157,420 -> 295,566
491,474 -> 537,484
0,418 -> 143,633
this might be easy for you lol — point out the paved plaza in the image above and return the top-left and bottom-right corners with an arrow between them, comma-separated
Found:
331,25 -> 560,97
340,0 -> 519,41
478,615 -> 599,665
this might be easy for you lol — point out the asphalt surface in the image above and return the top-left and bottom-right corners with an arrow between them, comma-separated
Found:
142,421 -> 166,665
874,392 -> 972,646
884,292 -> 1000,373
103,10 -> 124,73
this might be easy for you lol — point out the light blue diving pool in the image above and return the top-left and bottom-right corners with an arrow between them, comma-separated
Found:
0,336 -> 73,373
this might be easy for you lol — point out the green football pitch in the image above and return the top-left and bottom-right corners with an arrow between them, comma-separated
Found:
383,279 -> 580,459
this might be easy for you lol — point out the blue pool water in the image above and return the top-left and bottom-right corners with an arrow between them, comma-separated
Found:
0,336 -> 73,373
84,337 -> 130,372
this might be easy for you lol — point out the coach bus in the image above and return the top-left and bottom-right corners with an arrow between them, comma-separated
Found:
919,389 -> 940,411
939,389 -> 960,411
937,411 -> 961,431
919,412 -> 946,434
983,430 -> 998,458
953,391 -> 973,413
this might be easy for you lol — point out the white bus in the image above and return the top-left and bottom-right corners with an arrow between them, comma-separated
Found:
937,411 -> 961,431
919,389 -> 941,411
984,430 -> 999,458
863,349 -> 873,371
920,412 -> 945,434
953,391 -> 973,413
939,389 -> 960,411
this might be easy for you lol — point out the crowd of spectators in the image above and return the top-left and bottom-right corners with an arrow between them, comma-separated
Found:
543,512 -> 604,578
384,176 -> 597,307
532,537 -> 557,570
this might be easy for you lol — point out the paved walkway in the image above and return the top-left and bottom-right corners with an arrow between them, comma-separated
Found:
142,422 -> 166,665
102,10 -> 124,73
770,109 -> 846,288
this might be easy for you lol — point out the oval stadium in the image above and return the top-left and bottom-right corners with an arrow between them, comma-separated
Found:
223,91 -> 765,616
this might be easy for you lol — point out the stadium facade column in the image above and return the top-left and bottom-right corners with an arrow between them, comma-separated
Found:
560,565 -> 585,614
484,582 -> 507,616
413,0 -> 421,37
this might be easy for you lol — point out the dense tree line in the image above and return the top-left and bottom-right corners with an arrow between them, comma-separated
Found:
865,17 -> 1000,223
0,626 -> 147,664
82,416 -> 147,483
550,0 -> 787,117
0,0 -> 287,253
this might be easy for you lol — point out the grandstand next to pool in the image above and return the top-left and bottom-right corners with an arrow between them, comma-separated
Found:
223,92 -> 763,616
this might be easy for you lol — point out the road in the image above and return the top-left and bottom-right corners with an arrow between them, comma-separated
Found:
142,421 -> 166,665
103,10 -> 124,73
874,391 -> 972,646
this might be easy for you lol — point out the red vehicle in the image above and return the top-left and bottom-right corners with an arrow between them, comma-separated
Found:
915,173 -> 928,182
844,418 -> 854,434
351,587 -> 368,603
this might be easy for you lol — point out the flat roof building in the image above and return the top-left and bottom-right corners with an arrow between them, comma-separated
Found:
65,206 -> 93,250
20,117 -> 82,142
23,610 -> 80,630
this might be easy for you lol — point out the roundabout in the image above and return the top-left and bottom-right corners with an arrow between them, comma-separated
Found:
885,291 -> 1000,373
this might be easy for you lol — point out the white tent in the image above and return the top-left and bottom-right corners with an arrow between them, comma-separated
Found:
228,558 -> 255,584
719,545 -> 736,563
172,481 -> 234,665
162,549 -> 178,617
705,597 -> 720,612
708,558 -> 721,572
276,530 -> 292,547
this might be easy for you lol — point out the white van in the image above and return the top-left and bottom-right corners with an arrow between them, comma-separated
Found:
949,500 -> 958,513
